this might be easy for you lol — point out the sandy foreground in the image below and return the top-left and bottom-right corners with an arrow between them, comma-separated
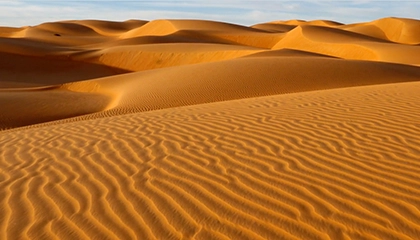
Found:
0,17 -> 420,239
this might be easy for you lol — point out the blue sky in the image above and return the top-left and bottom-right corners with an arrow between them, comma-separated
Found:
1,0 -> 419,27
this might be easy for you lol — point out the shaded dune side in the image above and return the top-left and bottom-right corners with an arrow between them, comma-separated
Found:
0,88 -> 112,130
0,37 -> 83,57
272,25 -> 420,65
65,56 -> 420,114
250,23 -> 296,33
0,51 -> 129,88
1,82 -> 419,239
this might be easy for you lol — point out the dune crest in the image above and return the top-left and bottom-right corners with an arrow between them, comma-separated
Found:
1,17 -> 420,240
269,19 -> 343,27
272,24 -> 420,65
90,43 -> 262,71
59,56 -> 420,117
272,25 -> 380,60
67,19 -> 148,36
342,17 -> 420,45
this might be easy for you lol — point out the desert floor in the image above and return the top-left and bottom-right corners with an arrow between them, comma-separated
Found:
1,17 -> 420,239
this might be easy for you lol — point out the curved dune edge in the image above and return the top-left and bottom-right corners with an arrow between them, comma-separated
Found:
271,25 -> 420,65
88,43 -> 263,72
340,17 -> 420,45
1,17 -> 420,129
1,82 -> 419,239
64,56 -> 420,115
118,19 -> 283,49
3,54 -> 419,130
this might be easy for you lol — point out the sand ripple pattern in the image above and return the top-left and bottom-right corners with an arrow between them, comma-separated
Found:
1,82 -> 420,240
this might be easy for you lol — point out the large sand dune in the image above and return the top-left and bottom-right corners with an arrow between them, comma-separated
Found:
1,17 -> 420,239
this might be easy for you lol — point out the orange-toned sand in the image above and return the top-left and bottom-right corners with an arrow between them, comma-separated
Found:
1,17 -> 420,239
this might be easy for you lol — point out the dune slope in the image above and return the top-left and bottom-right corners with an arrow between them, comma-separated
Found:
341,17 -> 420,45
272,25 -> 420,65
80,55 -> 420,113
0,51 -> 129,88
1,82 -> 420,239
3,54 -> 418,129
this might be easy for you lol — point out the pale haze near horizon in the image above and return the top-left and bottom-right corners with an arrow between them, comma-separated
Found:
1,0 -> 419,27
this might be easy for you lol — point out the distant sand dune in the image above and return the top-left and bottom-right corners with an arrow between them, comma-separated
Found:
119,19 -> 283,48
67,19 -> 148,36
1,17 -> 420,239
251,23 -> 296,33
120,19 -> 266,39
342,17 -> 420,45
272,25 -> 420,65
269,19 -> 343,27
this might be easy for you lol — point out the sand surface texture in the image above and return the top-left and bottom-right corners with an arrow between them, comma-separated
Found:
1,17 -> 420,239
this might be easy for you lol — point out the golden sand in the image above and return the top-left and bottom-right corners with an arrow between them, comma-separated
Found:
1,17 -> 420,239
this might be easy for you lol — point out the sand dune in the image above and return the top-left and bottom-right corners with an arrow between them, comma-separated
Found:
67,19 -> 148,36
83,43 -> 262,71
342,17 -> 420,45
0,27 -> 26,38
1,17 -> 420,239
63,55 -> 420,115
118,19 -> 283,49
268,19 -> 343,27
272,24 -> 420,65
0,88 -> 111,130
0,51 -> 128,88
4,53 -> 420,129
1,82 -> 420,239
251,23 -> 296,33
120,19 -> 267,38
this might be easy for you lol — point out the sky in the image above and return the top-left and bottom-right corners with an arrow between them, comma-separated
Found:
0,0 -> 419,27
